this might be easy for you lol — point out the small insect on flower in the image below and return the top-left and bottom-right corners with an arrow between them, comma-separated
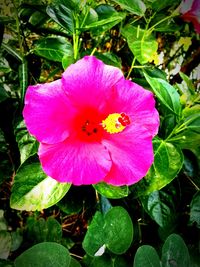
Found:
23,56 -> 159,186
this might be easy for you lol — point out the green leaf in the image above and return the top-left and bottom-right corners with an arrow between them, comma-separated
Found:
161,234 -> 190,267
33,37 -> 73,62
69,258 -> 81,267
0,85 -> 9,103
82,12 -> 126,34
15,120 -> 38,164
82,212 -> 105,256
62,52 -> 74,69
122,25 -> 158,64
140,190 -> 176,228
132,138 -> 183,196
14,242 -> 71,267
0,231 -> 11,260
152,0 -> 181,11
0,210 -> 7,231
104,206 -> 133,254
10,230 -> 23,252
93,182 -> 128,199
168,113 -> 200,149
27,217 -> 62,243
0,259 -> 13,267
46,4 -> 74,33
144,73 -> 182,117
94,52 -> 122,68
83,206 -> 133,256
10,155 -> 71,211
112,0 -> 146,16
133,245 -> 161,267
83,254 -> 131,267
189,191 -> 200,228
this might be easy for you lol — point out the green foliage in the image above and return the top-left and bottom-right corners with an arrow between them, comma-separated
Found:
0,0 -> 200,265
83,206 -> 133,256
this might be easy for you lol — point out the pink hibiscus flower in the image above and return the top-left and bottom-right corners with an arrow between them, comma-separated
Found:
23,56 -> 159,186
180,0 -> 200,33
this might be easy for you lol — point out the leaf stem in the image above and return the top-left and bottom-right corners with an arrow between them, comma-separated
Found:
126,57 -> 136,79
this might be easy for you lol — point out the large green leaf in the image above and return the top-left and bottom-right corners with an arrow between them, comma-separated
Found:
14,242 -> 71,267
10,155 -> 71,211
140,190 -> 176,228
15,120 -> 38,164
83,206 -> 133,256
144,73 -> 182,117
161,234 -> 190,267
152,0 -> 181,11
46,4 -> 74,33
122,25 -> 158,64
112,0 -> 146,16
83,254 -> 131,267
189,191 -> 200,228
33,37 -> 73,62
93,182 -> 128,199
132,138 -> 183,197
133,245 -> 161,267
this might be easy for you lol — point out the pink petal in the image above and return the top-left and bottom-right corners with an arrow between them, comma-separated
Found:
102,125 -> 154,186
61,56 -> 124,111
104,79 -> 160,137
23,79 -> 75,144
38,138 -> 112,185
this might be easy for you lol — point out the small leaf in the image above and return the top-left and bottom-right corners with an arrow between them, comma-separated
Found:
133,245 -> 161,267
122,25 -> 158,64
189,191 -> 200,228
132,138 -> 183,196
144,73 -> 182,117
46,4 -> 74,33
33,37 -> 73,62
10,230 -> 23,252
15,120 -> 38,164
0,231 -> 11,260
93,182 -> 128,199
104,206 -> 133,254
14,242 -> 71,267
161,234 -> 190,267
140,190 -> 176,228
112,0 -> 146,16
10,155 -> 71,211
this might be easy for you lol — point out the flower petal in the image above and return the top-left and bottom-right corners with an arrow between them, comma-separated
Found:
23,79 -> 75,144
38,138 -> 112,185
102,125 -> 154,186
105,79 -> 159,137
61,56 -> 124,110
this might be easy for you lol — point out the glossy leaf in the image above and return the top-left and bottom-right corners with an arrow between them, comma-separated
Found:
46,4 -> 74,33
14,242 -> 71,267
152,0 -> 181,11
93,182 -> 128,199
15,120 -> 38,164
161,234 -> 190,267
83,206 -> 133,256
0,231 -> 11,260
189,191 -> 200,228
144,73 -> 182,117
83,254 -> 131,267
141,190 -> 176,228
112,0 -> 146,16
122,25 -> 158,64
33,37 -> 73,62
133,138 -> 183,196
133,245 -> 161,267
10,155 -> 71,211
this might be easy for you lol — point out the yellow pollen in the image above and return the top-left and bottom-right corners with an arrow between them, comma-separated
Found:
102,113 -> 126,134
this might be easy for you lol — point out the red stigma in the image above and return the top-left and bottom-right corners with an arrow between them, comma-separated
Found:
118,113 -> 130,126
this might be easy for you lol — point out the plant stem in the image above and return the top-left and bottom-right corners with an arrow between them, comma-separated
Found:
126,57 -> 136,79
73,15 -> 80,61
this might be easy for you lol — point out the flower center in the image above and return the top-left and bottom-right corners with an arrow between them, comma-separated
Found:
102,112 -> 130,134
